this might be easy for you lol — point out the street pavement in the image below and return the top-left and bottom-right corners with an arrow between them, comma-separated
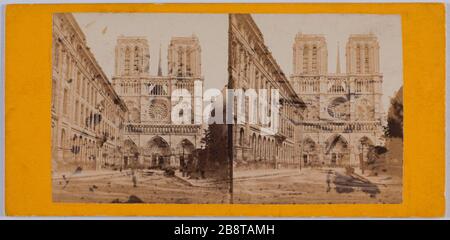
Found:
233,167 -> 402,204
52,169 -> 231,204
52,167 -> 401,204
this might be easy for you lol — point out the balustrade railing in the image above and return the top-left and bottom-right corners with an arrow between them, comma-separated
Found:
293,76 -> 378,94
301,121 -> 381,132
125,124 -> 201,134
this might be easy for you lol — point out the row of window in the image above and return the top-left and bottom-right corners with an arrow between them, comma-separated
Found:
242,131 -> 297,163
54,42 -> 98,116
60,83 -> 118,143
168,46 -> 197,77
355,45 -> 373,74
302,45 -> 319,73
54,33 -> 121,146
280,117 -> 295,138
123,46 -> 144,75
59,129 -> 118,165
231,41 -> 279,91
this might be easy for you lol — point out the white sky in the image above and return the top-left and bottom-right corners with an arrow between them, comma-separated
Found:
252,14 -> 403,112
73,13 -> 228,91
73,13 -> 402,112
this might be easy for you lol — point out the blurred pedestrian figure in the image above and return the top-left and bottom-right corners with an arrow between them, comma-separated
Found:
180,156 -> 186,177
187,155 -> 194,178
131,169 -> 137,188
326,170 -> 332,193
198,153 -> 206,179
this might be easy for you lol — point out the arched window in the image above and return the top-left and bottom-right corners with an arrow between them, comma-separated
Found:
74,100 -> 79,124
177,47 -> 183,77
364,45 -> 370,73
89,111 -> 93,129
124,47 -> 131,75
80,104 -> 84,127
62,88 -> 68,115
134,46 -> 140,72
81,77 -> 86,99
252,134 -> 256,156
303,45 -> 309,73
71,135 -> 77,155
91,86 -> 95,105
83,139 -> 88,162
312,46 -> 318,73
186,48 -> 192,76
257,136 -> 262,158
356,45 -> 361,73
76,71 -> 81,93
85,106 -> 89,127
60,129 -> 66,149
87,82 -> 91,103
149,84 -> 167,96
239,128 -> 244,146
263,137 -> 267,160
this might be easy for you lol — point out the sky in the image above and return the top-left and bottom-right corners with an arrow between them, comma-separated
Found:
252,14 -> 403,112
73,13 -> 402,112
73,13 -> 228,91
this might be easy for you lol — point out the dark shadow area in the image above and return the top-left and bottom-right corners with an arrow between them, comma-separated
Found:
111,195 -> 144,204
332,171 -> 380,197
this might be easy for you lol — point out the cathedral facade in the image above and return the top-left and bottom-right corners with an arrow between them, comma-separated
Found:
290,33 -> 384,167
112,36 -> 204,168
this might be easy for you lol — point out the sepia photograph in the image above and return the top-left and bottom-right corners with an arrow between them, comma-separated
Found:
51,13 -> 231,204
51,12 -> 403,205
229,14 -> 403,204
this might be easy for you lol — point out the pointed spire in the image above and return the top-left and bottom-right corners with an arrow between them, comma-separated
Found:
157,44 -> 162,76
336,41 -> 341,74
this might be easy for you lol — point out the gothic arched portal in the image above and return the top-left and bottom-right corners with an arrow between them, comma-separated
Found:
145,136 -> 171,168
325,134 -> 349,166
302,138 -> 318,166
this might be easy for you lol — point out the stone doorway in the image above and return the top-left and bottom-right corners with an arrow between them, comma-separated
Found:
145,136 -> 171,168
325,135 -> 349,166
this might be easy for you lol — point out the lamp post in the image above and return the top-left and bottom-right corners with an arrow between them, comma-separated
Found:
201,141 -> 207,178
182,142 -> 185,162
299,140 -> 304,171
359,144 -> 365,174
94,103 -> 104,170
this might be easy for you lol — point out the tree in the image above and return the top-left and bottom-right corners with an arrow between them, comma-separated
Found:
385,86 -> 403,139
200,123 -> 229,175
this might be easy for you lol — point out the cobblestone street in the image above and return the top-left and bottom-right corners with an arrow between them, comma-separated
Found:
52,170 -> 231,204
233,168 -> 402,204
53,167 -> 401,204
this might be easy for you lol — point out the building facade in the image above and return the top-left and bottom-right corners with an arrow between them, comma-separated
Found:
229,14 -> 305,169
290,33 -> 384,167
52,13 -> 128,172
112,36 -> 204,168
